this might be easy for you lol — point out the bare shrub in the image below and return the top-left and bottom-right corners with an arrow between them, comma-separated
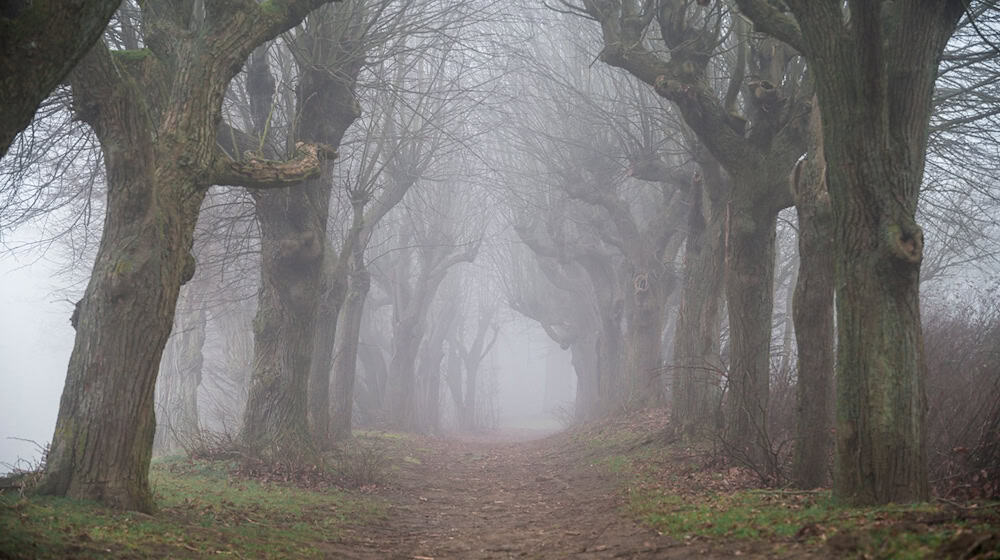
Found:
923,294 -> 1000,500
712,364 -> 794,488
0,438 -> 49,496
332,439 -> 391,488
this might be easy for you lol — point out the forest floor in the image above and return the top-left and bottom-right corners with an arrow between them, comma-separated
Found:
2,411 -> 999,558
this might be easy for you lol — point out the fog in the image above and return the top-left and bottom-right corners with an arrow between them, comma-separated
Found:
0,237 -> 74,469
1,1 -> 999,541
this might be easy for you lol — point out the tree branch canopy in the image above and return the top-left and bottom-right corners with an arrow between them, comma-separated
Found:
211,142 -> 337,189
732,0 -> 806,54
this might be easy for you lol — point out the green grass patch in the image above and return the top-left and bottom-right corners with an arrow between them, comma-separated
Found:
0,459 -> 386,559
578,425 -> 1000,559
626,480 -> 999,558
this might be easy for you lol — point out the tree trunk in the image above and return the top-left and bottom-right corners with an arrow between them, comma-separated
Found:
241,183 -> 326,458
388,317 -> 424,430
791,99 -> 835,489
39,5 -> 340,508
241,15 -> 362,453
571,332 -> 601,421
418,299 -> 458,433
40,145 -> 204,512
737,0 -> 963,507
724,189 -> 779,464
307,255 -> 348,446
672,170 -> 727,434
330,266 -> 371,441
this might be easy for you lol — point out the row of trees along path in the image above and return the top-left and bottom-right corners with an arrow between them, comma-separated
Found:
0,0 -> 988,519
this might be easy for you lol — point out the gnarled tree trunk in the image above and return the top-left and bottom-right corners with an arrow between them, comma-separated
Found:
40,2 -> 341,511
790,98 -> 834,489
723,184 -> 781,465
672,166 -> 727,435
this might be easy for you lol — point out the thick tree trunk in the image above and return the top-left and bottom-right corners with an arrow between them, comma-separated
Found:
571,333 -> 601,421
42,174 -> 202,512
38,44 -> 207,512
737,0 -> 963,507
623,267 -> 667,407
241,184 -> 326,458
307,256 -> 348,446
39,2 -> 340,510
330,266 -> 370,441
388,313 -> 425,430
724,191 -> 779,464
672,172 -> 727,434
244,21 -> 363,456
791,99 -> 835,489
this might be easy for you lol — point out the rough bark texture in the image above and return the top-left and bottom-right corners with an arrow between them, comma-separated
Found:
790,98 -> 835,489
39,0 -> 340,511
671,162 -> 727,434
579,2 -> 808,451
0,0 -> 120,158
735,0 -> 964,504
242,6 -> 363,454
724,184 -> 780,462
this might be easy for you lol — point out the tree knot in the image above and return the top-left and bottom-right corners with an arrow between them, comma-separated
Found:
885,222 -> 923,265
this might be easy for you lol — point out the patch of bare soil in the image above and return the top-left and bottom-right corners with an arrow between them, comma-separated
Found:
321,424 -> 800,559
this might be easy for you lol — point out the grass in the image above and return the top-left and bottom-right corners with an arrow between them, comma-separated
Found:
0,457 -> 386,559
579,413 -> 1000,559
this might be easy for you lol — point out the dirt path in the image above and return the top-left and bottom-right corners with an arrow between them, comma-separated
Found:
327,430 -> 688,559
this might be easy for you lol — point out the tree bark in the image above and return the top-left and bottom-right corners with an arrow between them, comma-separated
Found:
39,1 -> 341,511
724,188 -> 779,463
735,0 -> 964,504
671,165 -> 727,434
790,98 -> 835,489
623,267 -> 668,406
242,7 -> 363,454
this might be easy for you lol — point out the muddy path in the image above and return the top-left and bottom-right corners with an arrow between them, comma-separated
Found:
326,430 -> 692,559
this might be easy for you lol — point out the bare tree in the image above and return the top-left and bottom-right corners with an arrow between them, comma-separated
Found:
39,0 -> 342,512
735,0 -> 966,504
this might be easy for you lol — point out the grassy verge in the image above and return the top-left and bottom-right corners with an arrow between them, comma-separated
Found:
576,413 -> 1000,559
0,456 -> 387,559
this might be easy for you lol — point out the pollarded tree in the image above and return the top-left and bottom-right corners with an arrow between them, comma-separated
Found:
239,3 -> 366,458
382,203 -> 481,430
734,0 -> 968,504
0,0 -> 121,159
39,0 -> 342,512
567,1 -> 812,461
